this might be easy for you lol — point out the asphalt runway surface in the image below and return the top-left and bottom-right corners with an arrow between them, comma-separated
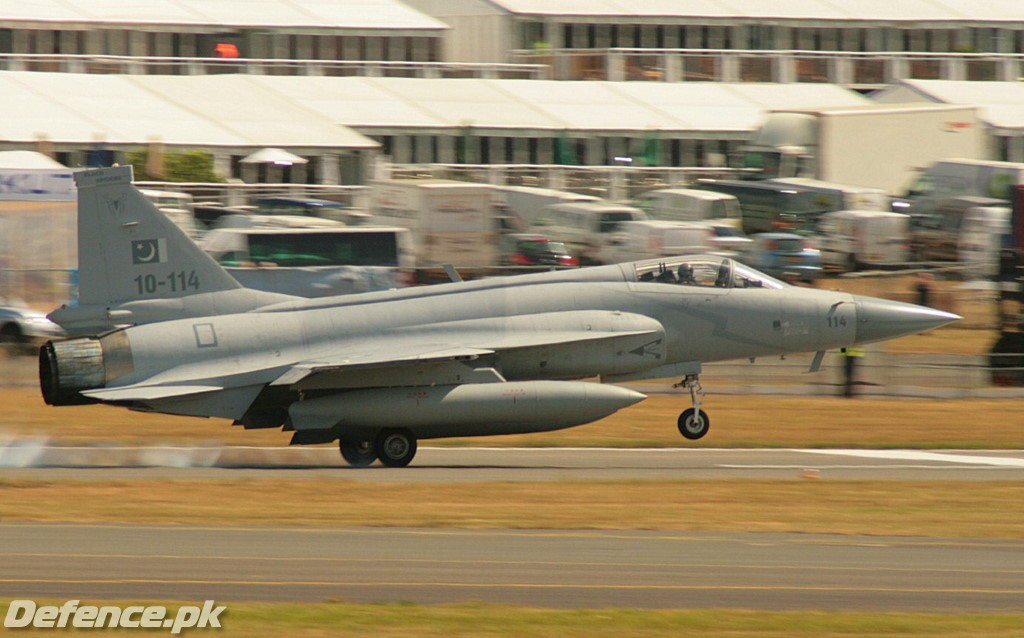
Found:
1,523 -> 1022,612
4,448 -> 1023,612
3,446 -> 1024,481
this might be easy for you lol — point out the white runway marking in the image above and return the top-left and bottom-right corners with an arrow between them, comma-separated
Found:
795,449 -> 1024,468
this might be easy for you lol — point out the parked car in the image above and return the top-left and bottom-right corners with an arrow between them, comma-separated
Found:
499,234 -> 578,267
0,300 -> 64,354
745,233 -> 822,282
700,222 -> 753,255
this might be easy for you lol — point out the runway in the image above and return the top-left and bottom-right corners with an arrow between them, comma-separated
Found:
4,448 -> 1022,612
1,523 -> 1022,612
3,446 -> 1024,481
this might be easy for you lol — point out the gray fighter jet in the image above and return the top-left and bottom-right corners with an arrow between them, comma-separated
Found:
41,167 -> 959,467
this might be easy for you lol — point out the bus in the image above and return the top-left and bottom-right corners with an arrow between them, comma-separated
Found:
693,179 -> 831,235
202,225 -> 414,297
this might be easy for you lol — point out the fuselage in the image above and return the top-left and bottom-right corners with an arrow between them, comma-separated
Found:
100,259 -> 855,396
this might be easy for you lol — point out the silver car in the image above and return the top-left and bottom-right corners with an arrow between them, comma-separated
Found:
0,302 -> 64,353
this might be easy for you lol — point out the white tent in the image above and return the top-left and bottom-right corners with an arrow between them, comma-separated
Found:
0,0 -> 446,30
0,71 -> 379,153
480,0 -> 1024,21
0,151 -> 67,169
241,148 -> 309,165
248,76 -> 870,135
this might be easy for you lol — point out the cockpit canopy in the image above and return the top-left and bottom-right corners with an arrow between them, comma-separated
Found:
633,255 -> 786,290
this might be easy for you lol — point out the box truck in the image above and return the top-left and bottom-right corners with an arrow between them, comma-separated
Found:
632,188 -> 743,229
739,104 -> 985,195
817,210 -> 911,271
369,179 -> 497,271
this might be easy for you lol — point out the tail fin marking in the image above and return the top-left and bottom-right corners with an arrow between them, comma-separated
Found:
74,165 -> 241,306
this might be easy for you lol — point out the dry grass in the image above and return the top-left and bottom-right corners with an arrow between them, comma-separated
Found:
1,478 -> 1022,538
4,602 -> 1024,638
4,389 -> 1022,449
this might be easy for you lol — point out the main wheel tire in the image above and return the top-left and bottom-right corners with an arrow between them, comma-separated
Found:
677,408 -> 710,440
0,323 -> 27,356
340,439 -> 377,467
375,429 -> 417,468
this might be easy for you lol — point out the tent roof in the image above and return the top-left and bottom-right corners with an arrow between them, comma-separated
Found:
873,80 -> 1024,130
0,72 -> 379,151
0,0 -> 447,30
485,0 -> 1024,22
0,150 -> 67,169
0,72 -> 871,152
249,76 -> 870,134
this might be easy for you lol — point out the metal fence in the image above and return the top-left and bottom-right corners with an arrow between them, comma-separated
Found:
132,181 -> 368,208
0,54 -> 549,80
385,164 -> 739,201
511,48 -> 1024,88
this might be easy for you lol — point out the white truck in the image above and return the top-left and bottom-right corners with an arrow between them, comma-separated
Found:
901,159 -> 1024,209
631,188 -> 743,229
739,104 -> 986,195
958,205 -> 1011,280
369,179 -> 497,271
535,201 -> 646,264
500,186 -> 600,228
816,210 -> 911,271
601,221 -> 716,264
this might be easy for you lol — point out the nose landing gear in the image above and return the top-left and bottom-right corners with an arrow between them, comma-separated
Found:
674,373 -> 709,440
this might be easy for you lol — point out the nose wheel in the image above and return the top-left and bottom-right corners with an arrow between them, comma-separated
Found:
678,407 -> 710,440
674,373 -> 710,440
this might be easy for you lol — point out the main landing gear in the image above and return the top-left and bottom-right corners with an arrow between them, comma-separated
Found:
338,428 -> 419,468
674,373 -> 710,440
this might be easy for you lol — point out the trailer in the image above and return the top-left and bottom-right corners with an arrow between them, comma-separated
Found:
739,104 -> 985,195
369,179 -> 498,273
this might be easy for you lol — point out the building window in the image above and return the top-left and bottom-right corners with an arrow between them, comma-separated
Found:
562,23 -> 574,49
997,136 -> 1010,162
522,20 -> 545,49
749,25 -> 772,50
479,137 -> 490,164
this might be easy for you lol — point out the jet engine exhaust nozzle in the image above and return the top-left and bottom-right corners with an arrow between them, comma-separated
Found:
39,338 -> 105,406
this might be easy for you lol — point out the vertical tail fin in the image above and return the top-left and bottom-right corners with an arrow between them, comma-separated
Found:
74,165 -> 241,305
51,166 -> 295,333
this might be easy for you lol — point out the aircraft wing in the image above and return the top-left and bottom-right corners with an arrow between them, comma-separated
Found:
269,344 -> 501,390
271,323 -> 663,392
82,384 -> 225,402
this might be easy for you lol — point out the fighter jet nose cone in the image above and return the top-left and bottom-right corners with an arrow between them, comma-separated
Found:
853,295 -> 961,344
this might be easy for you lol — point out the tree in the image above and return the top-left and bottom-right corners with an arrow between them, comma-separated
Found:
127,149 -> 224,182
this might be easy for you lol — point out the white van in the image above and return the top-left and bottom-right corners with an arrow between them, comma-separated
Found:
603,221 -> 715,264
633,188 -> 742,229
536,201 -> 646,264
958,206 -> 1011,280
817,210 -> 910,270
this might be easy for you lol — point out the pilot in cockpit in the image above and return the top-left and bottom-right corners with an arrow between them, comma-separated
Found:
676,263 -> 694,285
